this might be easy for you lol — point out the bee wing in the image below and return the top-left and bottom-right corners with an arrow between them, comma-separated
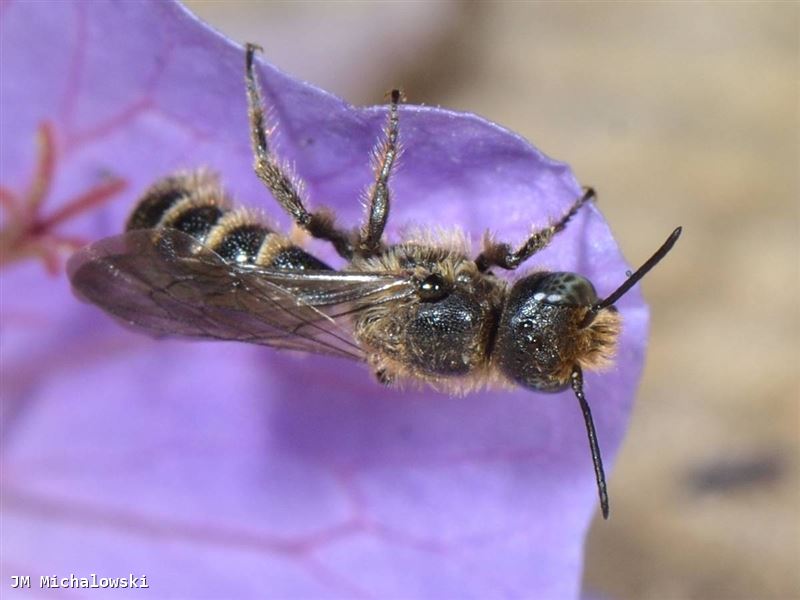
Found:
67,229 -> 417,361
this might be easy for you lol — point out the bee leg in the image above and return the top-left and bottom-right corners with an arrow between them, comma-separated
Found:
375,368 -> 395,386
474,187 -> 595,271
245,43 -> 354,259
357,89 -> 403,257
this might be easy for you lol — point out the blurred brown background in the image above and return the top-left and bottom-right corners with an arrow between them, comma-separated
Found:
184,2 -> 799,599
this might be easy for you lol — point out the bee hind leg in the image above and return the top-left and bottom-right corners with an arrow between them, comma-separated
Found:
245,43 -> 354,260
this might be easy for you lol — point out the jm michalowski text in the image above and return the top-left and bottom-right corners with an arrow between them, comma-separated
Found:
10,573 -> 149,589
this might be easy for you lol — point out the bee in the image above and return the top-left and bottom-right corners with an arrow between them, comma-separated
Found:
68,43 -> 681,519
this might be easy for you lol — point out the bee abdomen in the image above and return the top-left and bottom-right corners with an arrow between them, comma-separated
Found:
269,246 -> 330,271
204,212 -> 331,269
126,171 -> 228,233
128,171 -> 330,270
126,177 -> 192,232
169,204 -> 225,239
206,218 -> 269,264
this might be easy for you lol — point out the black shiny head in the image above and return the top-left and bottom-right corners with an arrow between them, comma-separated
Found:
495,271 -> 600,391
494,226 -> 683,520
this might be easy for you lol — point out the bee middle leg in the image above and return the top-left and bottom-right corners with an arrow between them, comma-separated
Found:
356,89 -> 402,257
245,43 -> 354,259
475,187 -> 596,271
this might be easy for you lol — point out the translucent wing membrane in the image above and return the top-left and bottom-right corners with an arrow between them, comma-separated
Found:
67,229 -> 416,361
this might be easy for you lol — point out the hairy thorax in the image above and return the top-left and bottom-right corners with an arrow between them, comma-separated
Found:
350,240 -> 507,391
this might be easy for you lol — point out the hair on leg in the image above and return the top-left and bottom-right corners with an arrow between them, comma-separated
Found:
475,187 -> 596,272
245,43 -> 354,259
357,89 -> 403,257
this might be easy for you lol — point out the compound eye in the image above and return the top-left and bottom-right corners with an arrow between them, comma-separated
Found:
418,273 -> 448,302
530,272 -> 599,307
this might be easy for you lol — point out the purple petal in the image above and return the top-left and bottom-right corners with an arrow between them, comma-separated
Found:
1,1 -> 647,598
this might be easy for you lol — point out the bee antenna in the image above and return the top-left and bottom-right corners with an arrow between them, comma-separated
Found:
571,365 -> 609,519
581,226 -> 682,327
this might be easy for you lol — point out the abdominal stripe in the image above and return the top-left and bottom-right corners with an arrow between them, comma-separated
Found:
127,174 -> 329,270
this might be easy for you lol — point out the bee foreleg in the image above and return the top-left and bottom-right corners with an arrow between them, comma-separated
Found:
474,187 -> 595,271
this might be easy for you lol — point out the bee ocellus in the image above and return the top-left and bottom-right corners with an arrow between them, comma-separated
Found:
68,43 -> 682,520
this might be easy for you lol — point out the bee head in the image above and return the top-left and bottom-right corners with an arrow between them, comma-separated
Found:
495,226 -> 683,392
495,272 -> 621,391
